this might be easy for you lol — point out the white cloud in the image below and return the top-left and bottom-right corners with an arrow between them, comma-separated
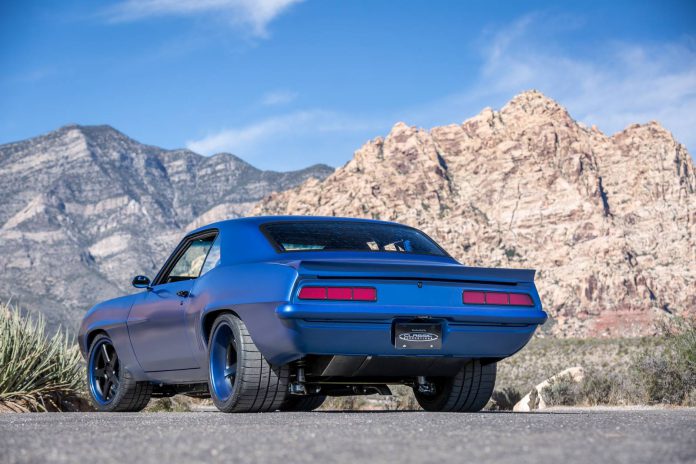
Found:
186,110 -> 371,156
105,0 -> 304,37
464,15 -> 696,149
261,90 -> 298,106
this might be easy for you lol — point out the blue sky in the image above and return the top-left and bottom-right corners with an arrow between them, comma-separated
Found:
1,1 -> 695,170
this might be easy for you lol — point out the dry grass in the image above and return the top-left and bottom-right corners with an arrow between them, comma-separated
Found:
495,336 -> 660,394
540,317 -> 696,407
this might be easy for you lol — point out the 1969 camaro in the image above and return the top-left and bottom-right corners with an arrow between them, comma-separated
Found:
79,216 -> 547,413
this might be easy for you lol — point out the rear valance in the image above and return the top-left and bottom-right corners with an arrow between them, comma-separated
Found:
290,260 -> 535,284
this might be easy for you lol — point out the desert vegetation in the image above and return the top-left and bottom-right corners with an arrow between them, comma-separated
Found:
0,302 -> 86,412
540,317 -> 696,408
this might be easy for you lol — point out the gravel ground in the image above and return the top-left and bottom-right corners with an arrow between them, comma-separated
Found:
1,409 -> 695,464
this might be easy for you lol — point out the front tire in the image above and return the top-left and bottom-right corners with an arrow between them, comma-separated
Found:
208,313 -> 289,413
87,334 -> 152,412
413,360 -> 496,412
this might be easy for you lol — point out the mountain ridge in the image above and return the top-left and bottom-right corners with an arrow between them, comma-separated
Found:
0,124 -> 333,329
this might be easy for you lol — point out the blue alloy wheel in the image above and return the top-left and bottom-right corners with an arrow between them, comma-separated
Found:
206,313 -> 289,413
89,339 -> 120,405
86,334 -> 152,412
209,322 -> 238,402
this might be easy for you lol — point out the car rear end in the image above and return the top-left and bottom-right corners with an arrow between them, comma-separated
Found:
278,259 -> 546,361
259,219 -> 546,387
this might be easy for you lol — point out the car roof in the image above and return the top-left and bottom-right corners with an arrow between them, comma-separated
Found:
184,215 -> 455,265
187,215 -> 406,236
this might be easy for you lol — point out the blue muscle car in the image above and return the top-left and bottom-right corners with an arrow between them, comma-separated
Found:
79,216 -> 547,412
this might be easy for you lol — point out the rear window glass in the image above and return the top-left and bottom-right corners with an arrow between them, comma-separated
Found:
261,221 -> 447,256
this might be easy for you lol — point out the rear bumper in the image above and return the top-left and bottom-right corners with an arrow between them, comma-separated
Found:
275,303 -> 547,360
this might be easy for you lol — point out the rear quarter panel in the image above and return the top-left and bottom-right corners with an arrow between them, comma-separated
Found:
187,262 -> 302,367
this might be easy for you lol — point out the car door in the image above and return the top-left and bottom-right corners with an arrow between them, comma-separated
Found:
127,232 -> 217,372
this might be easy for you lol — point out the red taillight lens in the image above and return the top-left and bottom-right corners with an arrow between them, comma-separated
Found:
509,293 -> 534,306
298,286 -> 377,302
298,287 -> 326,300
352,287 -> 377,301
486,292 -> 508,305
462,290 -> 534,306
327,287 -> 352,300
462,291 -> 485,304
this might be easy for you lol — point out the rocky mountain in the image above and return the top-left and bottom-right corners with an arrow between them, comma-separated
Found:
0,125 -> 333,330
255,91 -> 696,337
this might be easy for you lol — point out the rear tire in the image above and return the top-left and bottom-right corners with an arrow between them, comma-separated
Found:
87,334 -> 152,412
413,360 -> 496,412
208,313 -> 289,413
279,395 -> 326,412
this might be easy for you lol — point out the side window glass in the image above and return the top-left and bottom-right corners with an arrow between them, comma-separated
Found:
165,236 -> 215,283
200,235 -> 221,276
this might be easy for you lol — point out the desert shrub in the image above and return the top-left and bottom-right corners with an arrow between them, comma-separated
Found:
541,374 -> 579,406
488,387 -> 523,410
0,302 -> 85,411
579,368 -> 647,406
577,369 -> 626,405
541,317 -> 696,407
634,317 -> 696,406
541,369 -> 629,407
541,370 -> 616,406
543,367 -> 665,407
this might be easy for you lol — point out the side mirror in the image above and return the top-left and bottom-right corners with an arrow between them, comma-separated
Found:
132,275 -> 151,289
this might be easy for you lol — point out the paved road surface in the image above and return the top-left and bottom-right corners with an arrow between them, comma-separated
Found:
1,409 -> 695,464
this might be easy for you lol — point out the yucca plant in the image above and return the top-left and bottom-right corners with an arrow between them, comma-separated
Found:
0,301 -> 85,411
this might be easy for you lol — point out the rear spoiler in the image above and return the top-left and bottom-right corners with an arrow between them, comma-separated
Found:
287,260 -> 535,285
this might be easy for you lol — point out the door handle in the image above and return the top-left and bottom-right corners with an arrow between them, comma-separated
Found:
176,290 -> 190,298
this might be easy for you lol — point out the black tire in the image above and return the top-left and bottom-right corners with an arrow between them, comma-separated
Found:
279,395 -> 326,412
413,360 -> 496,412
87,334 -> 152,412
207,313 -> 289,413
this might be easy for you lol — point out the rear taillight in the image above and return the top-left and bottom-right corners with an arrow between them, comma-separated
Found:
462,290 -> 485,304
298,286 -> 377,302
462,290 -> 533,306
509,293 -> 534,306
486,292 -> 508,305
352,287 -> 377,301
327,287 -> 352,300
297,287 -> 326,300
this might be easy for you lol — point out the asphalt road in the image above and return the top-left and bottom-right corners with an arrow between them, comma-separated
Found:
1,409 -> 695,464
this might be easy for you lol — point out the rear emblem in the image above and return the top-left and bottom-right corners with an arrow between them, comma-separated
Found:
398,332 -> 439,342
417,281 -> 423,288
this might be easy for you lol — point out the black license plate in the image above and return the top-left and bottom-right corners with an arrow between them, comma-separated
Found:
394,322 -> 442,350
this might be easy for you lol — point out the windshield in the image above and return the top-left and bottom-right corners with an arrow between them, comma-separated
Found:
261,221 -> 448,257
